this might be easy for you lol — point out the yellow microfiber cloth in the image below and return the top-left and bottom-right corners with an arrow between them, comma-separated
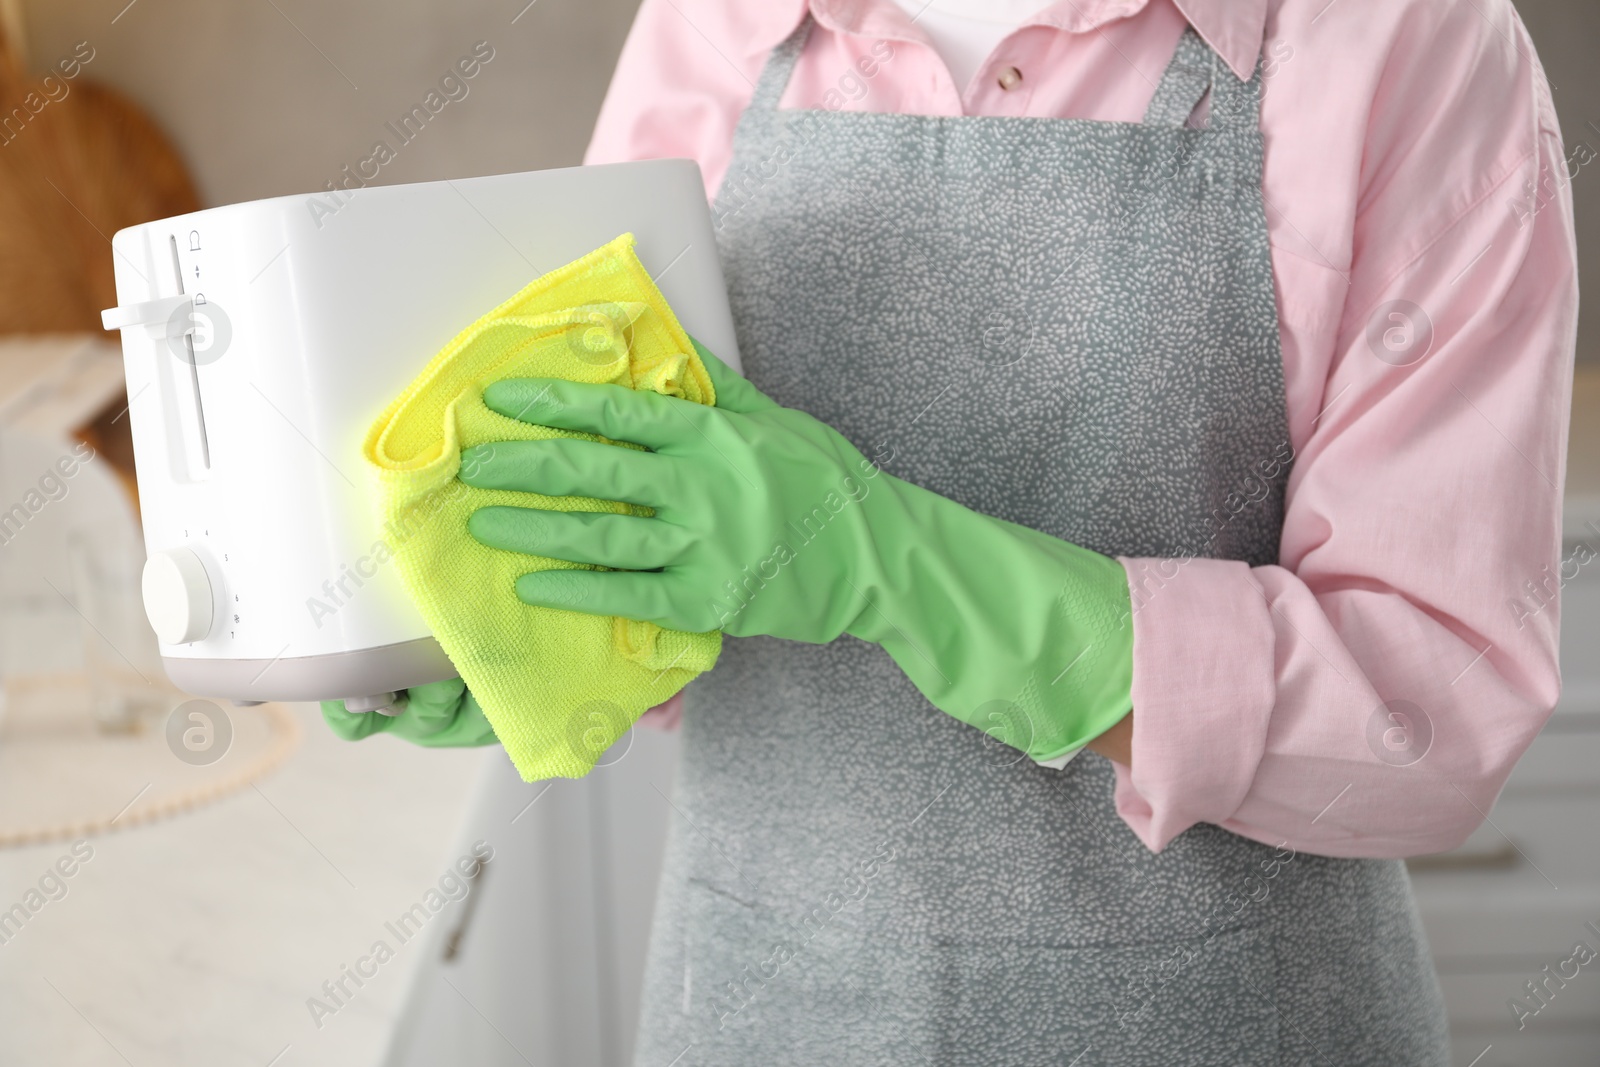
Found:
364,233 -> 721,781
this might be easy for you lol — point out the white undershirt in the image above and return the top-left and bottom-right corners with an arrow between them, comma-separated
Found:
887,0 -> 1050,91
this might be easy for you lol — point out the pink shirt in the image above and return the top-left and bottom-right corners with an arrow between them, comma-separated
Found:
588,0 -> 1579,858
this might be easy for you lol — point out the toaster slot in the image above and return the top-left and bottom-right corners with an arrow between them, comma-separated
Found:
167,234 -> 212,470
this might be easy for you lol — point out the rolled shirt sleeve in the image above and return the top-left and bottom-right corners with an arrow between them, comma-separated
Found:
1115,0 -> 1577,856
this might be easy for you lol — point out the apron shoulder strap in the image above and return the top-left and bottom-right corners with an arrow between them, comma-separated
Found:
1142,27 -> 1263,132
748,14 -> 815,113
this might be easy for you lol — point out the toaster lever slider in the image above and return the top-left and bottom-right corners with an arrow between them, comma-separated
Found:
101,295 -> 193,332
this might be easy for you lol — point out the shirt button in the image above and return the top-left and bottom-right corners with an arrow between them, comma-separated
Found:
997,66 -> 1023,91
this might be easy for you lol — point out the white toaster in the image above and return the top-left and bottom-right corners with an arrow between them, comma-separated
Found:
100,160 -> 742,710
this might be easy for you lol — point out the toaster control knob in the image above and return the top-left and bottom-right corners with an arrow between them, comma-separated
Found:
142,548 -> 214,645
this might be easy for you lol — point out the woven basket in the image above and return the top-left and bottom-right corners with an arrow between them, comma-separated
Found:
0,23 -> 200,504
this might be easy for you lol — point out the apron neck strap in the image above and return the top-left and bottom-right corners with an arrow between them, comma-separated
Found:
748,14 -> 815,113
1142,27 -> 1263,131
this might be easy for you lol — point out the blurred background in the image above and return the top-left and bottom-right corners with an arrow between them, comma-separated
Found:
0,1 -> 1594,1065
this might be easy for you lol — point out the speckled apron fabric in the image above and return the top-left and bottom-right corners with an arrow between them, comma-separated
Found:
632,22 -> 1449,1066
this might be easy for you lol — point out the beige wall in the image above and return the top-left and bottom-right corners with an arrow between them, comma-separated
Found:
18,0 -> 640,203
17,0 -> 1600,362
1518,0 -> 1600,363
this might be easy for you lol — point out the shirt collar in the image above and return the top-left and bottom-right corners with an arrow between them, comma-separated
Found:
744,0 -> 1267,83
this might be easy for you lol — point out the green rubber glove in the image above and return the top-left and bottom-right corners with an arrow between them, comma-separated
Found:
460,343 -> 1133,762
320,677 -> 498,748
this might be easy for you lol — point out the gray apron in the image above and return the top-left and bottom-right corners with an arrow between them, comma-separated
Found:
633,21 -> 1450,1066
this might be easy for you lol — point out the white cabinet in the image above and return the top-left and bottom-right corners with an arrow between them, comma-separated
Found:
381,727 -> 679,1067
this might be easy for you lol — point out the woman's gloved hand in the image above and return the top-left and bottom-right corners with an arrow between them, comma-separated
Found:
320,677 -> 499,748
460,342 -> 1133,762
